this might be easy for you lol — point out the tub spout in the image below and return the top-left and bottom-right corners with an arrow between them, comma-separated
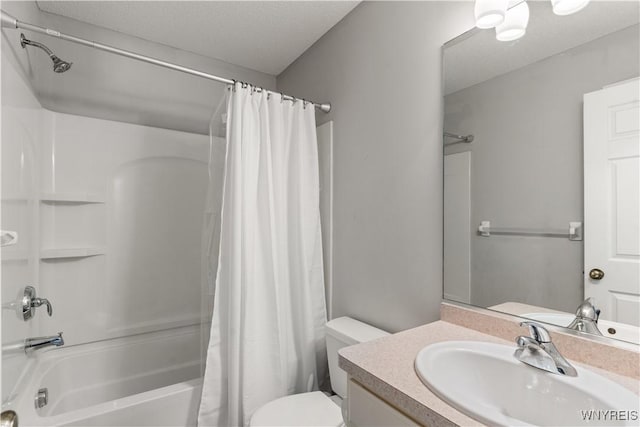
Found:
25,332 -> 64,354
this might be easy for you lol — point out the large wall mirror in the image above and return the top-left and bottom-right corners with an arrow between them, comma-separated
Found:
443,1 -> 639,346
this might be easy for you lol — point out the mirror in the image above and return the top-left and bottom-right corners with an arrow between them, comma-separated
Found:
442,1 -> 639,345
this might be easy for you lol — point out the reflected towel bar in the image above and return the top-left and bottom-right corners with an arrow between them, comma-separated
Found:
478,221 -> 583,241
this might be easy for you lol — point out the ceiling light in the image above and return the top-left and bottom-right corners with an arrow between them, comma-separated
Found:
475,0 -> 509,29
551,0 -> 590,16
496,1 -> 530,41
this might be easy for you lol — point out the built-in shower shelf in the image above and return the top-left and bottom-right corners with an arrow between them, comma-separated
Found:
39,193 -> 105,204
40,247 -> 105,259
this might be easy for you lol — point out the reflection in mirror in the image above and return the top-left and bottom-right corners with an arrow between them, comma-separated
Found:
442,1 -> 640,345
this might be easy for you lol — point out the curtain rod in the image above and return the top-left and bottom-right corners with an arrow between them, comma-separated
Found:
1,10 -> 331,113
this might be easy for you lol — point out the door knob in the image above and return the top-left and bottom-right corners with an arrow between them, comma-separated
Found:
589,268 -> 605,281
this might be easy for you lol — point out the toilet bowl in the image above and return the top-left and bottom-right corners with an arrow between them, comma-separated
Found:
249,317 -> 389,427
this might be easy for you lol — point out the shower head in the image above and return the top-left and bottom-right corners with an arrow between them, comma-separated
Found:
20,33 -> 72,73
51,55 -> 72,73
444,132 -> 474,144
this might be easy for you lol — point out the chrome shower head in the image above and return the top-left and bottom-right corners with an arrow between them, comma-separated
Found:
20,33 -> 72,73
51,55 -> 72,73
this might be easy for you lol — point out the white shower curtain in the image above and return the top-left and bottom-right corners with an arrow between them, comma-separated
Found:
198,82 -> 327,427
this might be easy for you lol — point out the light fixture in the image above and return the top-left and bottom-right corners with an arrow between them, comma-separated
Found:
474,0 -> 590,41
495,1 -> 530,41
474,0 -> 509,29
551,0 -> 590,15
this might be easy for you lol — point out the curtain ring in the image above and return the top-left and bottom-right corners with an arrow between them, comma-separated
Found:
267,92 -> 271,101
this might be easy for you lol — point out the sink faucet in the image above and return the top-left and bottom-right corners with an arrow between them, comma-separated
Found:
24,332 -> 64,354
567,298 -> 602,336
514,321 -> 577,377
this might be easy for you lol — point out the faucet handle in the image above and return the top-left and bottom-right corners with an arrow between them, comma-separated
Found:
32,297 -> 52,316
21,286 -> 53,320
520,321 -> 552,343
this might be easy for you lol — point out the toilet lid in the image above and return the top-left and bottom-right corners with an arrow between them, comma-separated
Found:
249,391 -> 344,427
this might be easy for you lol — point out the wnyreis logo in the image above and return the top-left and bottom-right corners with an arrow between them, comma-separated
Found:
580,410 -> 639,422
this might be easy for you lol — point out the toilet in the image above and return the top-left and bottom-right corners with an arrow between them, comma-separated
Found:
249,317 -> 389,427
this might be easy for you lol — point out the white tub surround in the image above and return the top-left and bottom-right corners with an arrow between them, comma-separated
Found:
1,5 -> 44,402
2,108 -> 210,422
36,111 -> 209,346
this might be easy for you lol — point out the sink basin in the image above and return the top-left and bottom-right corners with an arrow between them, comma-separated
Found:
522,312 -> 640,345
415,341 -> 640,426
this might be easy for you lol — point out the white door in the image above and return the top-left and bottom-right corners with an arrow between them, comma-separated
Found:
444,151 -> 471,304
584,78 -> 640,326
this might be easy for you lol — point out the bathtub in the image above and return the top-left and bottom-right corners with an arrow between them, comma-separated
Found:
8,325 -> 203,426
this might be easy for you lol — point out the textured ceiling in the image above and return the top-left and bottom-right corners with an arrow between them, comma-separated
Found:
445,1 -> 640,95
36,1 -> 360,75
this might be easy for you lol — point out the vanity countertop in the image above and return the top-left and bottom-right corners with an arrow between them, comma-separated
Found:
338,320 -> 640,427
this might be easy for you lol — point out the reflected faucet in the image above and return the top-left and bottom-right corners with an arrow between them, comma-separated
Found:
567,298 -> 602,336
24,332 -> 64,354
514,321 -> 577,376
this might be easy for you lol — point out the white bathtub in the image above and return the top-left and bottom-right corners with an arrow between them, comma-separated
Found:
8,325 -> 203,426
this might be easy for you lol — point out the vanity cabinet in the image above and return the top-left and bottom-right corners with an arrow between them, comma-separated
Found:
346,379 -> 420,427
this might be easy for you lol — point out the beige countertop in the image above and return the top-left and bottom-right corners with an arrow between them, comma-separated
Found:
338,320 -> 640,427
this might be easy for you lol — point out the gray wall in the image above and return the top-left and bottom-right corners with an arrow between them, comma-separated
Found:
278,2 -> 474,333
3,1 -> 275,135
444,25 -> 640,312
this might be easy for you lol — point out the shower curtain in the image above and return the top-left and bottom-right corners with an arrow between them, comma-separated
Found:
198,82 -> 327,427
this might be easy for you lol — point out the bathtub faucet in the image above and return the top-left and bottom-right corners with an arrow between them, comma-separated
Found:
25,332 -> 64,354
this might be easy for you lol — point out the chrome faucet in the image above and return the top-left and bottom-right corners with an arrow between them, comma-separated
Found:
24,332 -> 64,354
567,298 -> 602,336
514,321 -> 577,377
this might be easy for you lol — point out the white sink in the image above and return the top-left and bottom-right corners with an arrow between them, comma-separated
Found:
522,312 -> 640,345
415,341 -> 640,426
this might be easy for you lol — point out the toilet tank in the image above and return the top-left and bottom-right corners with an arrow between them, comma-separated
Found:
325,317 -> 389,398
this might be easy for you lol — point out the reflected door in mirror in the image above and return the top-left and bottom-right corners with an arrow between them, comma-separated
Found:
584,78 -> 640,327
